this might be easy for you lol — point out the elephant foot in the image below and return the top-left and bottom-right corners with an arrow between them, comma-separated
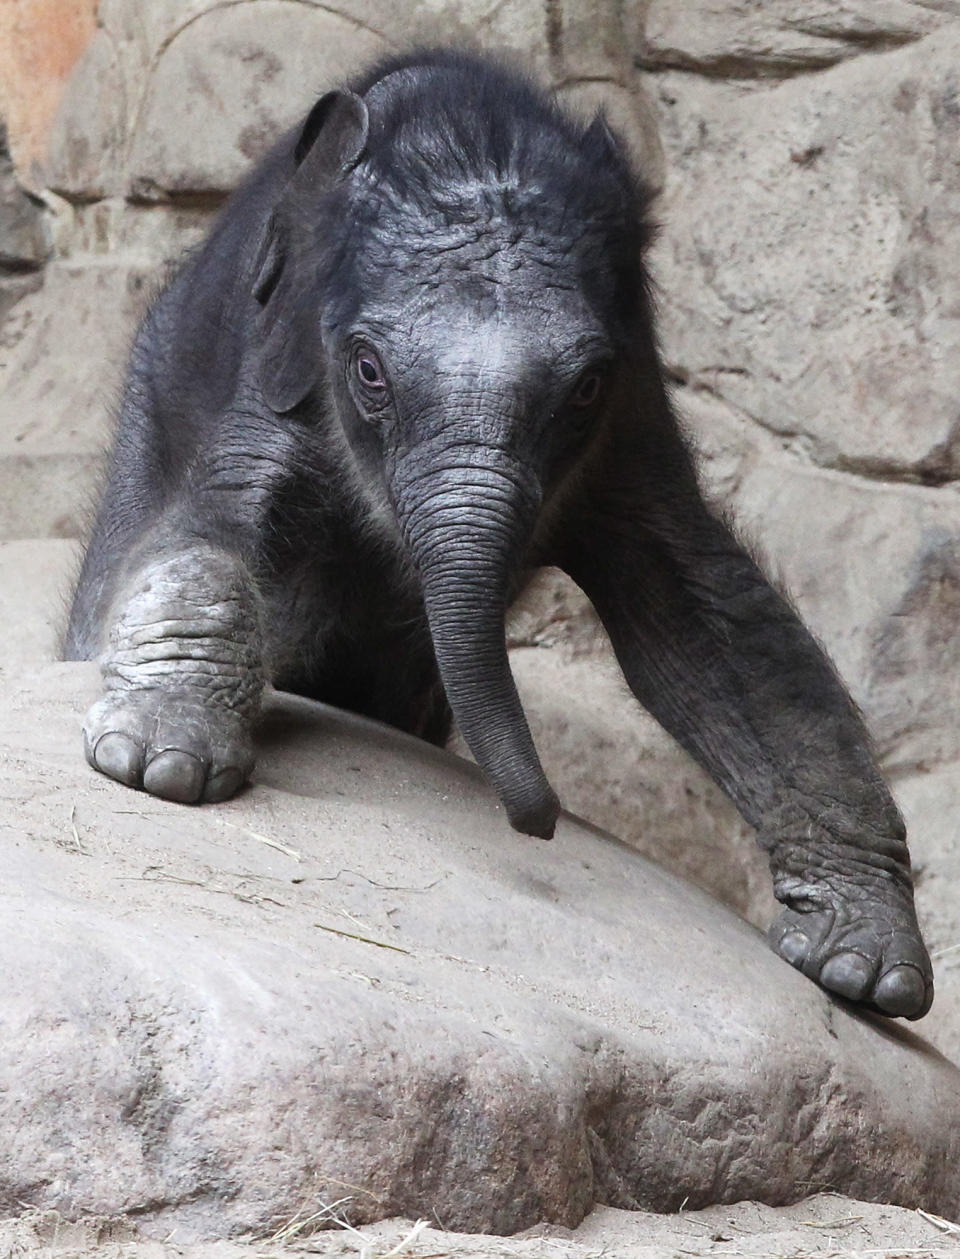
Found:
768,891 -> 933,1020
83,690 -> 255,804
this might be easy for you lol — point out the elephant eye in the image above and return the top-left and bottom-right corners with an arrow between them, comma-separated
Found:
356,349 -> 387,390
570,370 -> 603,409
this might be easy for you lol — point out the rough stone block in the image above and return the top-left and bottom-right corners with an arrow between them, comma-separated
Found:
43,28 -> 128,200
0,259 -> 156,538
0,127 -> 47,266
3,663 -> 960,1239
895,762 -> 960,1062
649,26 -> 960,480
641,0 -> 947,75
127,2 -> 389,199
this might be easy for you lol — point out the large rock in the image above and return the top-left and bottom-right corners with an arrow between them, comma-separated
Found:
3,659 -> 960,1239
0,126 -> 47,267
895,762 -> 960,1062
649,24 -> 960,480
640,0 -> 949,76
0,122 -> 47,327
0,259 -> 156,539
126,3 -> 389,199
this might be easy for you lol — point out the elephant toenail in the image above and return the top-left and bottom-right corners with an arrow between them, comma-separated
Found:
90,732 -> 142,786
820,951 -> 875,1001
874,964 -> 928,1019
203,767 -> 245,803
778,931 -> 810,968
143,750 -> 205,804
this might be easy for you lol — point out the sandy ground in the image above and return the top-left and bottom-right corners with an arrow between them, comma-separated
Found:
4,1195 -> 960,1259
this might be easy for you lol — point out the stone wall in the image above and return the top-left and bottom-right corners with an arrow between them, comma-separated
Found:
1,1 -> 959,1046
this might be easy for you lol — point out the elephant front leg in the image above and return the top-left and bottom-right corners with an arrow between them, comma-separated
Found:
558,505 -> 933,1019
83,544 -> 265,804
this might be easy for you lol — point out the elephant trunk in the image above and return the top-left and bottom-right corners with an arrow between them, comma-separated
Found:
392,444 -> 560,838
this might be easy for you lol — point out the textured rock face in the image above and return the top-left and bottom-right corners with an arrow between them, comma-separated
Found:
0,261 -> 156,539
653,30 -> 960,482
126,4 -> 389,199
0,127 -> 46,267
641,0 -> 950,75
0,0 -> 99,189
4,656 -> 960,1239
8,0 -> 661,201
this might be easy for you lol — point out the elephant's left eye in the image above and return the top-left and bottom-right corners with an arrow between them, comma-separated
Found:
356,349 -> 387,391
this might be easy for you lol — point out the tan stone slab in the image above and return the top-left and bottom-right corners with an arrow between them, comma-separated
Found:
2,663 -> 959,1239
641,0 -> 948,74
0,259 -> 156,538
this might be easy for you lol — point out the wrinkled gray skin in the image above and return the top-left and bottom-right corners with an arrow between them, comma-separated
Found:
65,51 -> 933,1020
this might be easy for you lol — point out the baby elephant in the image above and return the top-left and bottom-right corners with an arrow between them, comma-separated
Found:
66,49 -> 932,1019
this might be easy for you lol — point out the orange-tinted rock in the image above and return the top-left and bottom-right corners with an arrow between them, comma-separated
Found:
0,0 -> 99,190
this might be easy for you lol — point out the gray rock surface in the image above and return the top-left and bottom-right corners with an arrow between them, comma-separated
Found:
0,123 -> 45,330
651,27 -> 960,480
0,259 -> 155,539
641,0 -> 949,75
0,126 -> 46,267
896,763 -> 960,1060
3,655 -> 960,1239
127,3 -> 389,199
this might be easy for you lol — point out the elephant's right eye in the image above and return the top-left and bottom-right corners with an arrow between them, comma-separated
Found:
570,369 -> 604,409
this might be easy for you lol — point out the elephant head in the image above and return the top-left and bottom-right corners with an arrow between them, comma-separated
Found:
252,53 -> 649,838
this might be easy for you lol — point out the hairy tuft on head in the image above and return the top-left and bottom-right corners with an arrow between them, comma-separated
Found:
347,48 -> 651,233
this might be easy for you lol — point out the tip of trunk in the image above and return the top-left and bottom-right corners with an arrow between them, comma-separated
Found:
506,785 -> 561,840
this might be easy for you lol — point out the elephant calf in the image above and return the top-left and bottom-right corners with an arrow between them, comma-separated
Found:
65,49 -> 933,1020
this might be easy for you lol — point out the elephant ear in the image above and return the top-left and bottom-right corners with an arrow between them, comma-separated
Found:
582,109 -> 620,161
254,90 -> 369,413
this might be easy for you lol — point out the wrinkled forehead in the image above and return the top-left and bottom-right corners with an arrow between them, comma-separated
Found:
349,178 -> 610,351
